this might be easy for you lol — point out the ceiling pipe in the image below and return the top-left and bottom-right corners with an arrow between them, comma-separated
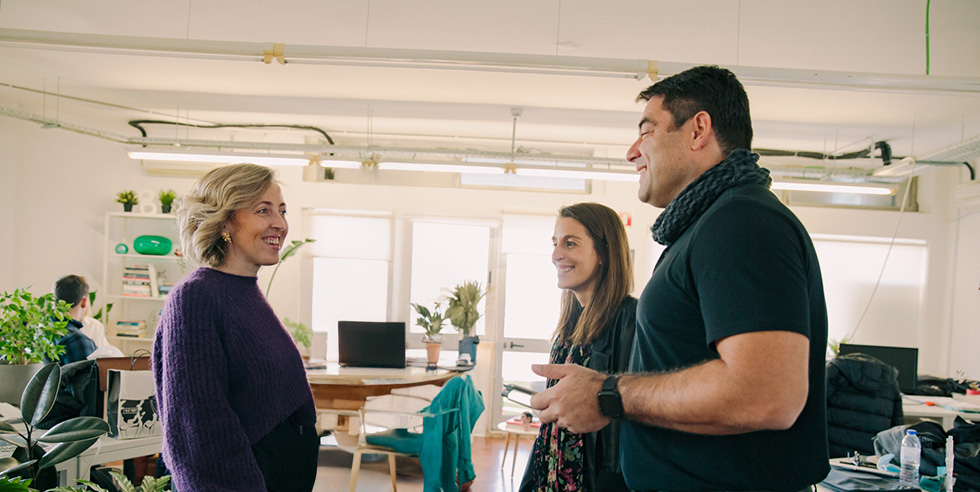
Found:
3,28 -> 980,93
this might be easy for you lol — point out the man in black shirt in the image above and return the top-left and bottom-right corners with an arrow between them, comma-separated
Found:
530,65 -> 829,492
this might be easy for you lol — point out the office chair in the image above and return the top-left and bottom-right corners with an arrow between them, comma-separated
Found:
826,352 -> 905,458
347,375 -> 484,492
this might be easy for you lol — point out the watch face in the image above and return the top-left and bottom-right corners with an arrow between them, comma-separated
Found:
599,376 -> 624,418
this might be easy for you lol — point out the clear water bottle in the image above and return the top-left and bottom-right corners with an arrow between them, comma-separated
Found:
899,429 -> 921,488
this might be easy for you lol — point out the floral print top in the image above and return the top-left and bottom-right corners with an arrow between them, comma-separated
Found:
525,339 -> 591,491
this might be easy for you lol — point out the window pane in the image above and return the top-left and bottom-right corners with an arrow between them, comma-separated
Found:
309,214 -> 391,259
502,214 -> 556,255
409,221 -> 490,335
312,257 -> 389,361
813,238 -> 927,349
503,253 -> 562,340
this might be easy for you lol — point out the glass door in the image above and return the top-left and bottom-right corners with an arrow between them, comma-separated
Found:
492,214 -> 562,424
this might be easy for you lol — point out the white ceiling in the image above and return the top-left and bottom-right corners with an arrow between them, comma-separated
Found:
2,0 -> 980,174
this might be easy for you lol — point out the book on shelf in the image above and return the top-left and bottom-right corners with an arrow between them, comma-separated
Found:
114,320 -> 147,338
121,264 -> 160,298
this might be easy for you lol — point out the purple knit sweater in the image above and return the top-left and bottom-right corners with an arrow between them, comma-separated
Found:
152,267 -> 316,491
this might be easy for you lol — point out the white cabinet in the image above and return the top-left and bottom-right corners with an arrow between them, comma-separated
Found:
101,212 -> 189,356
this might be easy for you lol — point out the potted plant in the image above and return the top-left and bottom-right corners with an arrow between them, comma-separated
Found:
444,280 -> 487,364
115,190 -> 138,212
264,239 -> 316,356
0,287 -> 72,404
158,189 -> 177,214
0,363 -> 110,491
412,301 -> 446,366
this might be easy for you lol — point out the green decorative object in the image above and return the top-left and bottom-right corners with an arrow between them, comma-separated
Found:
115,243 -> 129,254
133,235 -> 172,255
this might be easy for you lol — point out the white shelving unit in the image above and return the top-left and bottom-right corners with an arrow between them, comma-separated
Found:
101,212 -> 188,356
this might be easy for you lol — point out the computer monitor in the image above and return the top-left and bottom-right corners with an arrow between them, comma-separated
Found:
838,343 -> 919,394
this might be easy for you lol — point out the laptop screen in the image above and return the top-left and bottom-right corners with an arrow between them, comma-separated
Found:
337,321 -> 406,368
838,343 -> 919,394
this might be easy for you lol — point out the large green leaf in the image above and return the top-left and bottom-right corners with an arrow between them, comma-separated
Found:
0,435 -> 26,448
37,417 -> 109,444
76,479 -> 110,492
0,421 -> 18,433
0,459 -> 34,478
36,437 -> 100,470
20,364 -> 60,426
0,475 -> 33,491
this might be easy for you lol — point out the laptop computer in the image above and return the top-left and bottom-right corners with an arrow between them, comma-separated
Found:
337,321 -> 407,368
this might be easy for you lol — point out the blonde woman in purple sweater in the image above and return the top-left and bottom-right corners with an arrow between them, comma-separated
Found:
153,163 -> 318,492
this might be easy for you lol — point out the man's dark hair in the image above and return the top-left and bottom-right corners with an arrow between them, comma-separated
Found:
54,274 -> 89,308
636,65 -> 752,154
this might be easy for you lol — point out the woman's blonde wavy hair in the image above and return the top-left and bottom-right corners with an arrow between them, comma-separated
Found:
554,202 -> 633,346
176,163 -> 277,268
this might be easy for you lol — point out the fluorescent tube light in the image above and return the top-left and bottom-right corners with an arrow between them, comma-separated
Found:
377,161 -> 505,175
128,150 -> 361,168
771,180 -> 895,196
515,167 -> 639,182
872,157 -> 923,178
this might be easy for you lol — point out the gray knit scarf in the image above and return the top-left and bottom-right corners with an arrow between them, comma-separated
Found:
650,149 -> 771,246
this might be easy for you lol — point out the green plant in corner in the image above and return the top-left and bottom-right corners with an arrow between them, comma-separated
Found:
0,288 -> 72,365
264,239 -> 316,297
45,470 -> 171,492
157,189 -> 177,213
87,291 -> 112,325
0,364 -> 110,490
444,280 -> 487,338
282,317 -> 312,351
412,301 -> 446,341
115,190 -> 138,206
827,335 -> 852,359
263,239 -> 316,350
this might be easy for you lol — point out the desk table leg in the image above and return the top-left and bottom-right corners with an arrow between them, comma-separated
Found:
501,432 -> 512,469
511,434 -> 521,477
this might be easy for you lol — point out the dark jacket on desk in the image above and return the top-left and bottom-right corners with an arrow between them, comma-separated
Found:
826,353 -> 904,458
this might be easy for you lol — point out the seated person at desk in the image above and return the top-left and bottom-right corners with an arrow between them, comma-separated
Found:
50,274 -> 98,365
55,274 -> 124,359
154,163 -> 318,492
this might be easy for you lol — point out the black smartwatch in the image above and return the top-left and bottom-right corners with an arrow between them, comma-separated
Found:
597,374 -> 624,419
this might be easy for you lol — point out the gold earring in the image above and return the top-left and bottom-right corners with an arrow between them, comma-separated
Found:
222,231 -> 232,243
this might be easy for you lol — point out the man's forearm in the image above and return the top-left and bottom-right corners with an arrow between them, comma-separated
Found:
619,332 -> 809,434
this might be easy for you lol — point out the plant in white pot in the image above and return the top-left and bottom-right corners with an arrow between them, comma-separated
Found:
0,287 -> 73,404
444,280 -> 487,364
412,301 -> 446,367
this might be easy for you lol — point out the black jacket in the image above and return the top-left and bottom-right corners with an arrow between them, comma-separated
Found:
826,353 -> 904,458
520,296 -> 637,492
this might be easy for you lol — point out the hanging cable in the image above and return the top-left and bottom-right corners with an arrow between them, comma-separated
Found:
845,142 -> 914,342
127,120 -> 335,145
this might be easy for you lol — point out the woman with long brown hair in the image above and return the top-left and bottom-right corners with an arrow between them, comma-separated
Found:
521,202 -> 636,492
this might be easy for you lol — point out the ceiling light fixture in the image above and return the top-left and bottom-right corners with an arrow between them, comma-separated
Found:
377,161 -> 505,175
515,166 -> 639,182
771,180 -> 896,196
4,29 -> 980,93
127,149 -> 361,168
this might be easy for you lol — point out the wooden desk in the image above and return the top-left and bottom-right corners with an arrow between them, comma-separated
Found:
306,363 -> 460,411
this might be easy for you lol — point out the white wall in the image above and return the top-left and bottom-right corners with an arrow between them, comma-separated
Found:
0,115 -> 971,381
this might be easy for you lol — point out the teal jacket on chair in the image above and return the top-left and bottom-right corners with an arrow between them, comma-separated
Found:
421,374 -> 484,492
